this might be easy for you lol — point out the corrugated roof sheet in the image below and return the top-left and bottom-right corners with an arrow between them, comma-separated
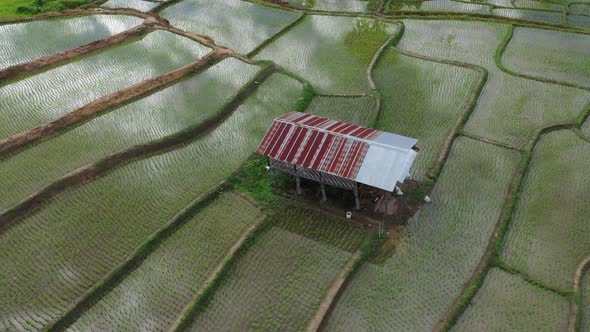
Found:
256,112 -> 418,192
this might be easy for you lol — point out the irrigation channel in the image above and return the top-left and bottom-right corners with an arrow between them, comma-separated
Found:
0,0 -> 589,331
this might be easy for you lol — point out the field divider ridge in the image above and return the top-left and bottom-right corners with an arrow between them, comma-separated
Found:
305,250 -> 362,332
168,202 -> 268,331
0,48 -> 230,158
0,63 -> 277,234
246,13 -> 306,59
44,184 -> 228,331
0,22 -> 155,84
567,256 -> 590,332
458,131 -> 524,152
495,25 -> 590,92
434,122 -> 579,332
0,7 -> 153,25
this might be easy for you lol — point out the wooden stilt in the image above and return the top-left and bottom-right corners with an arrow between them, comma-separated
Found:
296,176 -> 302,195
321,182 -> 327,202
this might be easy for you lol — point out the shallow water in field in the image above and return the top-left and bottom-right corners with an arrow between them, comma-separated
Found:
102,0 -> 159,11
160,0 -> 301,54
0,30 -> 208,139
493,8 -> 563,25
0,15 -> 143,69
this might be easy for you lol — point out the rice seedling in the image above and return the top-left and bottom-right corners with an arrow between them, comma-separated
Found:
452,268 -> 569,331
0,30 -> 210,139
387,0 -> 490,14
374,48 -> 480,180
102,0 -> 158,11
323,137 -> 521,331
501,130 -> 590,292
284,0 -> 369,12
512,0 -> 564,11
68,192 -> 263,331
186,207 -> 365,332
567,14 -> 590,29
0,58 -> 258,211
160,0 -> 301,54
0,73 -> 303,331
503,27 -> 590,88
255,15 -> 398,94
305,95 -> 377,126
0,15 -> 143,69
493,8 -> 563,25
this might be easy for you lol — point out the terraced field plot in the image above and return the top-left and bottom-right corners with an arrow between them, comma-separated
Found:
255,15 -> 397,94
567,14 -> 590,29
493,8 -> 563,25
512,0 -> 564,10
504,27 -> 590,88
0,30 -> 209,139
305,95 -> 377,126
453,268 -> 569,331
501,130 -> 590,291
0,58 -> 258,211
69,192 -> 263,331
284,0 -> 370,11
323,137 -> 521,331
374,48 -> 480,179
187,207 -> 365,331
0,15 -> 142,68
0,73 -> 302,331
398,20 -> 590,148
160,0 -> 301,54
102,0 -> 158,11
387,0 -> 490,13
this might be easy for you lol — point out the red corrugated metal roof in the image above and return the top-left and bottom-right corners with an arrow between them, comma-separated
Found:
256,112 -> 381,181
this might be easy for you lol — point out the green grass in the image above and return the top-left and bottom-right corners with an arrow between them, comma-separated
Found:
186,207 -> 365,331
323,137 -> 521,331
305,95 -> 377,126
374,47 -> 480,180
0,73 -> 302,331
0,0 -> 93,18
503,27 -> 590,88
69,192 -> 263,331
501,130 -> 590,292
0,30 -> 209,140
453,268 -> 569,331
0,58 -> 258,212
160,0 -> 301,54
255,15 -> 398,94
0,15 -> 142,68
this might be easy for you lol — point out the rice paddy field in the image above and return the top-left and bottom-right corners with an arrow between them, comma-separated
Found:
1,0 -> 590,330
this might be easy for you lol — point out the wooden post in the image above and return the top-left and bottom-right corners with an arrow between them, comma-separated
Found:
296,176 -> 302,195
353,182 -> 360,210
321,182 -> 327,202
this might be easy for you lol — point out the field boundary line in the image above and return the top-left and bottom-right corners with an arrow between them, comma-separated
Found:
306,250 -> 362,332
458,131 -> 523,151
44,184 -> 227,331
246,13 -> 306,58
567,256 -> 590,332
496,25 -> 590,92
0,8 -> 151,25
435,122 -> 578,331
0,64 -> 277,234
0,49 -> 229,158
495,262 -> 572,297
0,23 -> 154,84
168,210 -> 268,331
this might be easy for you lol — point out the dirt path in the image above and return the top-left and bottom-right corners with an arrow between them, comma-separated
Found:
306,250 -> 362,332
0,49 -> 229,158
567,256 -> 590,332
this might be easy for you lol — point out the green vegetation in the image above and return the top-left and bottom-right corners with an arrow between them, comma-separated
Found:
0,15 -> 142,68
583,272 -> 590,331
501,130 -> 590,292
0,73 -> 302,331
160,0 -> 301,54
305,95 -> 377,126
374,48 -> 480,180
453,268 -> 569,331
387,0 -> 490,14
69,192 -> 263,331
255,15 -> 397,94
0,58 -> 258,211
323,137 -> 521,331
0,0 -> 94,17
503,27 -> 590,88
0,30 -> 209,140
186,207 -> 365,331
